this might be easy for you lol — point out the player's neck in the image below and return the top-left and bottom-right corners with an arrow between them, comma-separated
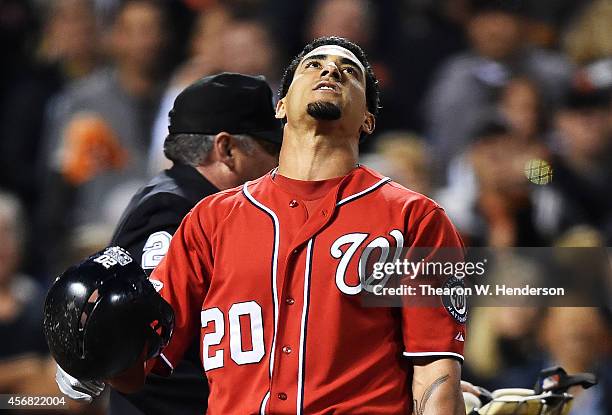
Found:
277,126 -> 359,180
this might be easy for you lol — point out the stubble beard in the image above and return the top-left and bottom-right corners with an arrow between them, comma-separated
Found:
306,101 -> 342,121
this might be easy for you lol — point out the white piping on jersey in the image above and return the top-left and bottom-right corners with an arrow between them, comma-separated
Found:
336,177 -> 391,206
296,238 -> 314,414
159,353 -> 174,371
259,391 -> 270,415
402,351 -> 464,362
243,182 -> 281,415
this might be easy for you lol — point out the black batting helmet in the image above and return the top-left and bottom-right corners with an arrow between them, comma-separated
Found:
43,247 -> 174,381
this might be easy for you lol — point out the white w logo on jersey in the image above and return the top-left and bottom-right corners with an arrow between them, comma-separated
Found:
330,230 -> 404,295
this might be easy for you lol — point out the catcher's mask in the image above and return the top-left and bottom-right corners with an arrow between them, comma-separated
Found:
43,247 -> 174,381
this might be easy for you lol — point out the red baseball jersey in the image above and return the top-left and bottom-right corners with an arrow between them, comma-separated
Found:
149,165 -> 466,414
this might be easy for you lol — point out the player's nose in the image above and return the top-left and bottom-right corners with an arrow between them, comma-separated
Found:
320,62 -> 341,81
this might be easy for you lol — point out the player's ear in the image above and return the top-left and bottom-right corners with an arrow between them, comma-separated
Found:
275,99 -> 286,120
213,132 -> 235,169
360,111 -> 375,136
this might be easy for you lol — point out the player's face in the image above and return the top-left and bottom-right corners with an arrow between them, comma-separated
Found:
277,45 -> 374,138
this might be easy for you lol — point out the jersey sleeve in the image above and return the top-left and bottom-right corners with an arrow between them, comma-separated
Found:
146,208 -> 212,375
401,207 -> 466,362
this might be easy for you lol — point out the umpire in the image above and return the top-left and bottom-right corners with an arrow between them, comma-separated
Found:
56,73 -> 282,415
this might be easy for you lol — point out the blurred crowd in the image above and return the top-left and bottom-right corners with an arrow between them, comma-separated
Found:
0,0 -> 610,413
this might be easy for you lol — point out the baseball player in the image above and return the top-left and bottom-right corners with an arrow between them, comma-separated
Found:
55,73 -> 282,414
58,37 -> 467,414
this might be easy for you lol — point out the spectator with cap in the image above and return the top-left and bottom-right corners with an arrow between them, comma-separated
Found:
424,0 -> 571,178
56,72 -> 281,415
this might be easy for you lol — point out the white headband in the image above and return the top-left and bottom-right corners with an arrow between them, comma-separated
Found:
300,45 -> 366,77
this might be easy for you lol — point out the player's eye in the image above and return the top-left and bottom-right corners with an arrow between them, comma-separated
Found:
305,61 -> 321,69
344,66 -> 355,75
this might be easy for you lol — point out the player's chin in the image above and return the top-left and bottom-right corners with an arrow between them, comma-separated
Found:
306,101 -> 342,121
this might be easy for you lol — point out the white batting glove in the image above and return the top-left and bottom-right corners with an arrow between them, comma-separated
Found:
55,364 -> 105,403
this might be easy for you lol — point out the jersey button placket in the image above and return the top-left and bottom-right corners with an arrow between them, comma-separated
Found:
271,225 -> 303,412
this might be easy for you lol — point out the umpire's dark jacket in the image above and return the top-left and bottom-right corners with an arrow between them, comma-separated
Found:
109,162 -> 217,415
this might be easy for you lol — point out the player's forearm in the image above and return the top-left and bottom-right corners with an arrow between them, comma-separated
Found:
413,377 -> 464,415
412,358 -> 465,415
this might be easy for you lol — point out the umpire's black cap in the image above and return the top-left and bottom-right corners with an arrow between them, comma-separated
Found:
168,72 -> 282,144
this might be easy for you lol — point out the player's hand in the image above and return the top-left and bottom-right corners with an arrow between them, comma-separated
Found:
461,380 -> 479,395
55,364 -> 105,403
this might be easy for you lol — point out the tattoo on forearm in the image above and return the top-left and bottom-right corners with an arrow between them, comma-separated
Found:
413,374 -> 450,415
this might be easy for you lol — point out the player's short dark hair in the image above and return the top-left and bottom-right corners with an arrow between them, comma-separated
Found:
278,36 -> 381,121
